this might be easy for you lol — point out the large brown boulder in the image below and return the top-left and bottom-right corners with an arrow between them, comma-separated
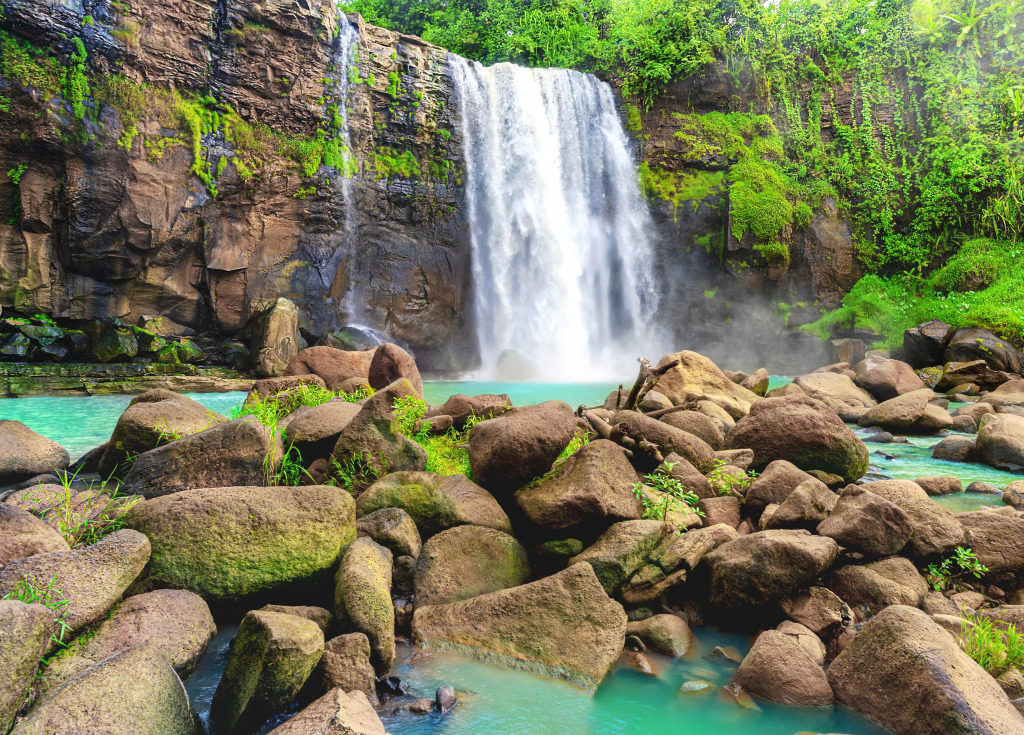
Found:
859,389 -> 953,434
903,320 -> 954,369
887,496 -> 966,560
280,400 -> 361,462
0,421 -> 69,485
252,297 -> 301,378
425,394 -> 511,429
126,485 -> 355,601
317,633 -> 377,705
368,343 -> 422,397
285,346 -> 377,390
412,563 -> 625,691
956,509 -> 1024,574
725,395 -> 869,483
938,360 -> 1019,392
514,440 -> 642,532
945,327 -> 1024,374
122,417 -> 281,498
266,689 -> 385,735
467,401 -> 577,494
860,479 -> 930,503
569,520 -> 669,595
733,629 -> 833,707
828,605 -> 1024,734
763,479 -> 837,531
793,372 -> 876,413
0,601 -> 53,734
414,525 -> 529,607
744,460 -> 817,509
976,413 -> 1024,472
333,538 -> 394,673
704,530 -> 840,609
652,350 -> 761,418
828,557 -> 928,615
853,358 -> 926,401
610,410 -> 717,472
659,410 -> 724,449
816,484 -> 914,556
0,504 -> 69,567
99,390 -> 226,477
356,472 -> 511,538
624,614 -> 692,657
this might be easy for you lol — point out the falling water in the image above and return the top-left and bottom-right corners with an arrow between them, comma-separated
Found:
334,14 -> 359,230
449,57 -> 662,381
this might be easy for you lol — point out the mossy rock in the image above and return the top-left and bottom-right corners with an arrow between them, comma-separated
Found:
126,486 -> 356,602
333,538 -> 394,673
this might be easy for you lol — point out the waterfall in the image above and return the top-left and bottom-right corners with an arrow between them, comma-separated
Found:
449,57 -> 662,382
330,12 -> 360,320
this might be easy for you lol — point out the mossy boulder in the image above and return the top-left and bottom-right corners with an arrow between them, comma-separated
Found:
859,389 -> 953,434
333,538 -> 395,673
0,420 -> 69,485
88,320 -> 139,363
356,471 -> 511,538
125,486 -> 355,602
414,525 -> 529,608
0,503 -> 69,567
211,610 -> 324,735
0,601 -> 53,734
569,520 -> 669,595
356,507 -> 422,558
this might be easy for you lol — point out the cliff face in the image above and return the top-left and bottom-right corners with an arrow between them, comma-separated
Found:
0,0 -> 473,370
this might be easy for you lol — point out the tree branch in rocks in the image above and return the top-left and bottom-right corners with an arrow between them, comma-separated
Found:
625,357 -> 680,411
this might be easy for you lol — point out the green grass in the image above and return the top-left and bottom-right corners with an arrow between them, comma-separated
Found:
17,472 -> 139,548
959,613 -> 1024,677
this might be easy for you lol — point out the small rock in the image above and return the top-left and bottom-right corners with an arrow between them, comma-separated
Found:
408,698 -> 434,714
436,684 -> 457,714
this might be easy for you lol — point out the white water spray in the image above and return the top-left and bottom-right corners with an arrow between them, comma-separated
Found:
449,57 -> 662,381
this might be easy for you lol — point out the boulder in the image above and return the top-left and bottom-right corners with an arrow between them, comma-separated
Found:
332,379 -> 428,483
659,410 -> 724,449
415,526 -> 528,607
652,350 -> 761,418
779,586 -> 847,638
260,606 -> 334,634
725,395 -> 869,483
368,343 -> 422,397
698,496 -> 740,528
859,389 -> 953,434
280,400 -> 361,461
211,610 -> 324,735
356,507 -> 422,558
903,320 -> 955,368
4,485 -> 134,545
704,530 -> 840,609
661,454 -> 712,498
126,485 -> 355,601
318,633 -> 377,704
356,472 -> 511,538
913,475 -> 963,496
122,417 -> 281,498
0,421 -> 69,485
829,605 -> 1024,735
740,368 -> 771,396
977,413 -> 1024,471
888,497 -> 966,560
0,504 -> 69,567
425,394 -> 511,430
10,644 -> 197,735
569,520 -> 669,595
468,401 -> 577,494
99,390 -> 226,476
854,358 -> 927,400
938,360 -> 1019,392
744,460 -> 817,509
266,689 -> 385,735
828,557 -> 928,616
931,435 -> 976,462
412,563 -> 625,691
945,327 -> 1024,374
333,538 -> 394,673
0,530 -> 150,637
956,510 -> 1024,574
793,372 -> 877,413
515,440 -> 642,532
246,375 -> 327,404
817,485 -> 914,556
0,601 -> 53,734
610,410 -> 717,473
764,479 -> 837,531
624,614 -> 691,657
285,347 -> 376,390
251,298 -> 301,378
860,479 -> 930,503
733,629 -> 833,707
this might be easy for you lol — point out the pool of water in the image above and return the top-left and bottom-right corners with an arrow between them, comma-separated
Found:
182,624 -> 889,735
423,381 -> 618,410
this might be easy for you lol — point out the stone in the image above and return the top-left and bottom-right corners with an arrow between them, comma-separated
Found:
0,421 -> 69,485
744,460 -> 817,509
368,343 -> 422,397
931,435 -> 976,462
652,350 -> 761,418
515,439 -> 642,532
816,484 -> 914,556
698,496 -> 741,528
332,379 -> 428,483
957,510 -> 1024,574
253,297 -> 301,378
414,525 -> 529,607
569,520 -> 669,595
1005,481 -> 1024,510
913,475 -> 963,496
733,630 -> 833,707
261,605 -> 334,634
99,390 -> 226,477
945,327 -> 1024,374
318,633 -> 377,705
764,479 -> 837,530
333,538 -> 394,673
860,479 -> 930,503
968,481 -> 1004,494
610,410 -> 717,473
280,399 -> 362,461
0,530 -> 150,638
4,485 -> 133,545
950,414 -> 979,432
0,503 -> 69,567
356,507 -> 422,558
829,557 -> 928,616
713,448 -> 754,470
888,496 -> 966,560
9,644 -> 197,735
285,347 -> 376,390
408,698 -> 434,714
625,614 -> 691,657
246,375 -> 328,403
903,320 -> 955,368
0,601 -> 53,734
425,394 -> 511,429
436,684 -> 457,714
793,371 -> 876,412
123,417 -> 281,498
704,530 -> 840,609
780,586 -> 846,638
977,413 -> 1024,472
853,358 -> 926,401
725,395 -> 869,483
356,472 -> 511,538
468,401 -> 578,494
938,360 -> 1019,392
859,389 -> 953,434
740,368 -> 771,396
412,564 -> 625,691
211,610 -> 325,735
660,410 -> 725,449
829,605 -> 1024,735
661,454 -> 713,498
126,485 -> 355,601
88,320 -> 139,363
267,689 -> 385,735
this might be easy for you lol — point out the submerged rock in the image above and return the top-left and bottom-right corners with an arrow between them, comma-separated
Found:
625,614 -> 692,657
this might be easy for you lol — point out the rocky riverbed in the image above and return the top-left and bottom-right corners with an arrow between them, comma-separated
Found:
2,325 -> 1024,735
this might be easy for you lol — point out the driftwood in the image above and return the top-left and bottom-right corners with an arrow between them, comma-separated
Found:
624,357 -> 680,411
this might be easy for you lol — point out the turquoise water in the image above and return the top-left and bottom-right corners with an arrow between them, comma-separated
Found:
423,381 -> 618,410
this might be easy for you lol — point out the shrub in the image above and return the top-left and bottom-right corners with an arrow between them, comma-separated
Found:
959,614 -> 1024,677
925,546 -> 989,592
631,461 -> 704,530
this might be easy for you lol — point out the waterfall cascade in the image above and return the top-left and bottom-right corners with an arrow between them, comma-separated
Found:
449,57 -> 662,381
